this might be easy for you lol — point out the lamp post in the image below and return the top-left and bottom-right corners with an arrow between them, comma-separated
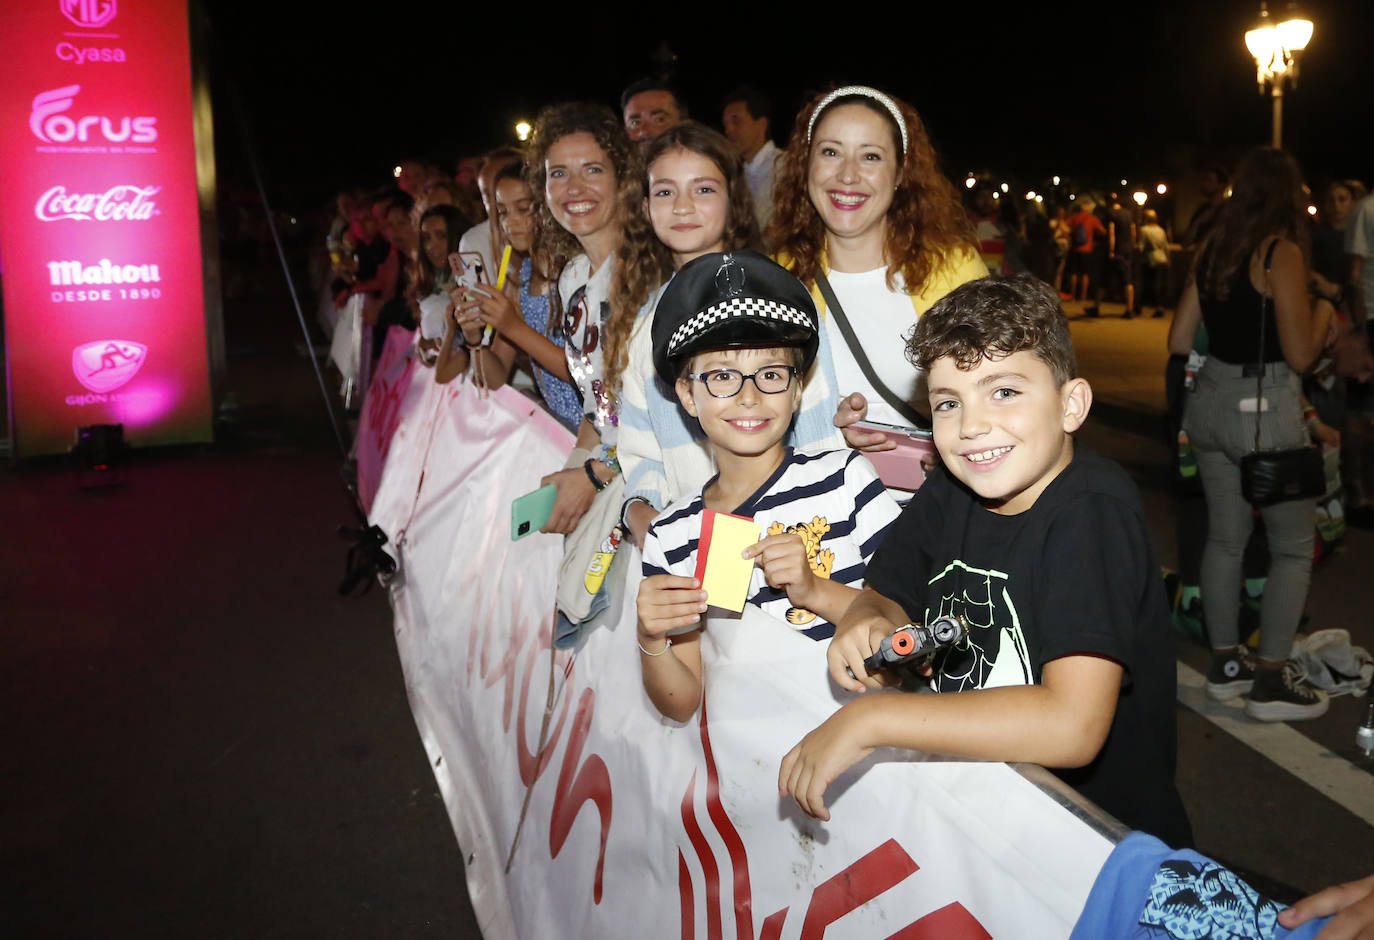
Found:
1245,1 -> 1313,148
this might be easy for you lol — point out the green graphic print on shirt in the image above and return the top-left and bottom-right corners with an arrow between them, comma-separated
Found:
926,559 -> 1034,692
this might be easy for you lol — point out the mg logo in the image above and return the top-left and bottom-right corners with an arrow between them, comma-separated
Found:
72,340 -> 146,393
61,0 -> 117,29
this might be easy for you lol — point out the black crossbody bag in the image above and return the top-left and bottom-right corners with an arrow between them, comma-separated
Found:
1238,240 -> 1325,507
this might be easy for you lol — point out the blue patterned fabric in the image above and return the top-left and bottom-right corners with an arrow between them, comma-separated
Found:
1071,832 -> 1326,940
520,258 -> 582,431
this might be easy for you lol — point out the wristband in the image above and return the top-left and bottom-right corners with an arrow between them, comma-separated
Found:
584,458 -> 608,492
619,495 -> 652,530
638,637 -> 671,656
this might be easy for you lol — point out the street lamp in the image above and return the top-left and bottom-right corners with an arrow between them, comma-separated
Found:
514,121 -> 532,142
1245,1 -> 1313,148
1132,191 -> 1148,207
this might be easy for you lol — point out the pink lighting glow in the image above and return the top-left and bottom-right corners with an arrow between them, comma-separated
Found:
0,0 -> 211,456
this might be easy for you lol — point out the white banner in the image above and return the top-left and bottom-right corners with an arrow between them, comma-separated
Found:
365,374 -> 1119,940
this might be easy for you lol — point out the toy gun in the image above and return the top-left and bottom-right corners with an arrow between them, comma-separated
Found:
862,613 -> 969,673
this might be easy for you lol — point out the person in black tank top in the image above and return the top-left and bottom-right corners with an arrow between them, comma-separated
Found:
1166,147 -> 1335,722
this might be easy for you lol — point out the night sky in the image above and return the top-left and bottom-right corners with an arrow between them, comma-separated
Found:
204,0 -> 1374,209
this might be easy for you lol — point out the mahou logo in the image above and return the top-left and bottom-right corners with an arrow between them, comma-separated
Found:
72,339 -> 146,393
30,86 -> 157,144
36,185 -> 160,222
48,258 -> 161,286
61,0 -> 117,29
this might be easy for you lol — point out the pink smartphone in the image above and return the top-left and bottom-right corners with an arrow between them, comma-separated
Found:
447,252 -> 493,346
854,421 -> 938,492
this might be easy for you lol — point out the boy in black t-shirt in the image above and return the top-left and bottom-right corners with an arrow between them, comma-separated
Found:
779,274 -> 1191,848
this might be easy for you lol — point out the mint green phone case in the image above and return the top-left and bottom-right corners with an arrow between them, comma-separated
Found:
511,483 -> 557,540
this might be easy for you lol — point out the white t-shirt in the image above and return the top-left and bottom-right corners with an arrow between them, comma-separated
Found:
558,253 -> 617,440
820,266 -> 921,427
745,140 -> 780,234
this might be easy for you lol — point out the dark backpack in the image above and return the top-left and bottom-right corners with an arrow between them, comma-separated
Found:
1071,220 -> 1089,249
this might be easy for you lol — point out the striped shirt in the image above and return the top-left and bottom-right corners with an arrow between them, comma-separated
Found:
642,448 -> 899,640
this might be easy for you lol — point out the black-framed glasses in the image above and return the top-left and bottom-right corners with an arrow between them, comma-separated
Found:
688,365 -> 797,398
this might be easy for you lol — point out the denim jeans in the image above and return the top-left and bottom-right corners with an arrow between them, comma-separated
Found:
1182,358 -> 1315,660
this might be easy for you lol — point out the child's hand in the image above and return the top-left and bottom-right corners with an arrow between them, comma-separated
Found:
636,575 -> 707,643
742,532 -> 816,609
778,700 -> 877,821
828,614 -> 902,692
466,284 -> 521,335
448,286 -> 485,346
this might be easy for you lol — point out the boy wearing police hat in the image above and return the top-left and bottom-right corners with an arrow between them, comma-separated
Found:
635,251 -> 899,722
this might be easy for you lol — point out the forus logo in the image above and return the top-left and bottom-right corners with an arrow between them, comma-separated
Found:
30,86 -> 156,144
72,340 -> 146,393
61,0 -> 117,29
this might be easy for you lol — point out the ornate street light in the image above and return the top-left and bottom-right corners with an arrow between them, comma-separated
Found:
1245,1 -> 1313,147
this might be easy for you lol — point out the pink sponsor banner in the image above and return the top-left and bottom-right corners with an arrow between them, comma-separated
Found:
355,326 -> 420,513
0,0 -> 211,457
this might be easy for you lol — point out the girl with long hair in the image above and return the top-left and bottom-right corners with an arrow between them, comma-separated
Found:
415,201 -> 518,386
459,164 -> 582,430
1168,146 -> 1335,721
769,85 -> 985,443
410,204 -> 465,374
613,122 -> 761,543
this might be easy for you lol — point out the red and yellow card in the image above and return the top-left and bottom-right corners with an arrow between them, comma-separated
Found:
693,510 -> 759,613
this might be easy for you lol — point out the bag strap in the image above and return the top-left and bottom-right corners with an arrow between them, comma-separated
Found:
1253,237 -> 1281,452
815,271 -> 928,429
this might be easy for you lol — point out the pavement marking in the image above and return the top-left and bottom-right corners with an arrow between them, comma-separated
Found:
1176,661 -> 1374,828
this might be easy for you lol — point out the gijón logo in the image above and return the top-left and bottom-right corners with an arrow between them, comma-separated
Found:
72,339 -> 146,394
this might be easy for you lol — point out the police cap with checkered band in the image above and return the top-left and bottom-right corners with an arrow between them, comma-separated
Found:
652,250 -> 819,386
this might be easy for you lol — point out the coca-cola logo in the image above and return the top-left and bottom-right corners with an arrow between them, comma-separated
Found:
36,185 -> 160,222
72,339 -> 146,394
30,85 -> 156,144
61,0 -> 117,30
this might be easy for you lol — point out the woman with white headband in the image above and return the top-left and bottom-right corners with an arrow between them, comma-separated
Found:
770,85 -> 985,442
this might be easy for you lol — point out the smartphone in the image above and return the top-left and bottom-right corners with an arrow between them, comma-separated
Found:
853,421 -> 938,492
511,483 -> 557,540
447,251 -> 494,347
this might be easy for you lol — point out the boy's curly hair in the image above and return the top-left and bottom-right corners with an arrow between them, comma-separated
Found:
906,274 -> 1077,386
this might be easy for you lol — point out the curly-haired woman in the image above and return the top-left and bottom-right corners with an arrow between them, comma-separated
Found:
769,85 -> 985,444
477,102 -> 646,533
